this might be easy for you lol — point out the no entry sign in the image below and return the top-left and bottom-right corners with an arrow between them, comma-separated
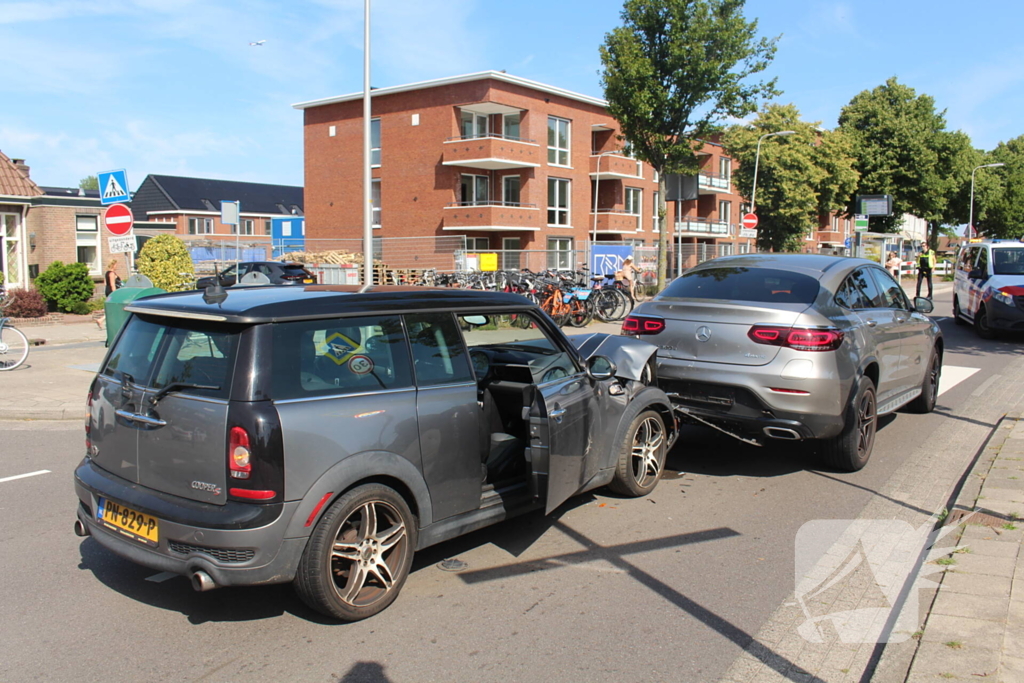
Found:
742,213 -> 759,230
103,203 -> 134,236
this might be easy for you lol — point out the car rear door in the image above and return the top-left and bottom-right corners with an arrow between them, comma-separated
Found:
870,267 -> 931,391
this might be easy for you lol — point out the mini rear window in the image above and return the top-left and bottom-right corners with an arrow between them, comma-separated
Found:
281,265 -> 311,275
660,267 -> 820,304
101,315 -> 240,400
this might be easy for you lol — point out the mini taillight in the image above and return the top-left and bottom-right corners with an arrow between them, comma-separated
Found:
622,315 -> 666,335
748,325 -> 844,352
229,426 -> 252,479
85,388 -> 94,450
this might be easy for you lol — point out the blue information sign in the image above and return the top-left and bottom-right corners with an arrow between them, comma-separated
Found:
272,218 -> 305,258
590,245 -> 634,277
97,169 -> 130,205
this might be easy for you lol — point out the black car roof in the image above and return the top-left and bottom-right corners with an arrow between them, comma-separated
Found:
125,285 -> 533,324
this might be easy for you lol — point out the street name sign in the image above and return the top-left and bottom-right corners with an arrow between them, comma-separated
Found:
107,235 -> 135,254
103,203 -> 134,235
98,169 -> 130,205
742,213 -> 759,230
739,228 -> 758,239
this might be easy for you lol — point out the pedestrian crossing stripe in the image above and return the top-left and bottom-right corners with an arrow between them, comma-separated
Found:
103,175 -> 126,199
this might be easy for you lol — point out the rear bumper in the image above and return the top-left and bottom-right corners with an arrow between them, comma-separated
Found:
657,356 -> 849,440
74,459 -> 305,587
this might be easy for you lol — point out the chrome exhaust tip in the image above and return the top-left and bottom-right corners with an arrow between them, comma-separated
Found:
763,427 -> 802,440
74,519 -> 90,537
190,570 -> 216,592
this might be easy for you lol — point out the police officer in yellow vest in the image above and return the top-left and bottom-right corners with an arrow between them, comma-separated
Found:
916,246 -> 936,299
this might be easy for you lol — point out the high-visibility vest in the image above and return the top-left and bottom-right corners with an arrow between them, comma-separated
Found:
918,250 -> 935,270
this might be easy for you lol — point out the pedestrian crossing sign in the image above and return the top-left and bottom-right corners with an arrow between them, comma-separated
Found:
98,169 -> 131,205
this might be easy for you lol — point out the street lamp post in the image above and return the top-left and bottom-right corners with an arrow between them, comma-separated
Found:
362,0 -> 373,287
968,162 -> 1005,238
750,130 -> 795,214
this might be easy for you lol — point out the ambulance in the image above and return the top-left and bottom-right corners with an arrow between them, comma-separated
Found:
952,239 -> 1024,338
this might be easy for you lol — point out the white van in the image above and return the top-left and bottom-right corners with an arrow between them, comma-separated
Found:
952,240 -> 1024,338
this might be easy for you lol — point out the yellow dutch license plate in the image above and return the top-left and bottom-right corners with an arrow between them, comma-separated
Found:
98,498 -> 159,546
303,278 -> 314,283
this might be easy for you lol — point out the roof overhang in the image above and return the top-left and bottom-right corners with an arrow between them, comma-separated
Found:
589,171 -> 642,181
458,102 -> 523,116
292,71 -> 608,110
592,123 -> 615,131
441,226 -> 539,232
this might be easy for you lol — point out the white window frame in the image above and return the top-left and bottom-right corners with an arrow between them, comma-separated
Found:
188,217 -> 213,235
502,175 -> 521,206
240,219 -> 255,236
547,116 -> 571,167
264,219 -> 272,236
625,187 -> 642,215
2,213 -> 23,287
503,113 -> 521,141
652,191 -> 660,233
547,177 -> 571,226
461,111 -> 489,139
468,237 -> 489,250
372,180 -> 382,227
75,215 -> 101,276
461,174 -> 490,206
547,237 -> 573,270
719,156 -> 731,182
719,200 -> 731,228
371,118 -> 381,167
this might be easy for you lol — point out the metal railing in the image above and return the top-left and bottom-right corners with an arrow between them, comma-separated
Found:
697,170 -> 731,190
444,201 -> 538,209
674,218 -> 732,235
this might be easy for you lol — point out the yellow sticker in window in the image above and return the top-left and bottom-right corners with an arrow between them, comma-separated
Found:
319,332 -> 362,366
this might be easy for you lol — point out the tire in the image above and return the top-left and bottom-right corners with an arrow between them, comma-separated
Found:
294,484 -> 417,622
952,296 -> 966,326
820,376 -> 877,472
0,325 -> 30,371
974,304 -> 997,340
592,289 -> 625,323
567,298 -> 592,327
907,347 -> 941,413
608,409 -> 667,497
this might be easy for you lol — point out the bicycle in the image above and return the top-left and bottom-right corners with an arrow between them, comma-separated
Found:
0,293 -> 30,371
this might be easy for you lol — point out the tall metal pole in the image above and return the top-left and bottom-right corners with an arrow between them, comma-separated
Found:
750,130 -> 795,215
362,0 -> 373,286
969,162 -> 1005,238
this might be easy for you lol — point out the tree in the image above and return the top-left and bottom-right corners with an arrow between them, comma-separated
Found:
838,78 -> 975,248
137,235 -> 195,291
973,135 -> 1024,239
600,0 -> 779,288
723,104 -> 858,252
79,175 -> 98,191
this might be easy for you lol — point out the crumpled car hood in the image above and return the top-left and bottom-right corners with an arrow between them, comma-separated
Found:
564,333 -> 658,381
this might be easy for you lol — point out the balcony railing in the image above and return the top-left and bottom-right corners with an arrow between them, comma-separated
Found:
674,218 -> 731,235
442,135 -> 541,170
697,170 -> 731,192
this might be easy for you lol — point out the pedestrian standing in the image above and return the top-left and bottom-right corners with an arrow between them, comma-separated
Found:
96,259 -> 122,329
885,252 -> 902,279
916,246 -> 936,299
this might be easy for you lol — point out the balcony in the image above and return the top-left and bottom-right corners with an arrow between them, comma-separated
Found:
442,135 -> 541,170
697,170 -> 731,194
442,202 -> 540,231
590,210 -> 641,234
674,218 -> 731,236
589,153 -> 643,180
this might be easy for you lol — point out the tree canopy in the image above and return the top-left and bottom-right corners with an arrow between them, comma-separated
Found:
600,0 -> 778,287
974,135 -> 1024,239
78,175 -> 98,191
724,104 -> 859,252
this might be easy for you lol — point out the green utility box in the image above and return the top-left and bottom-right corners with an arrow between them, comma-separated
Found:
104,285 -> 166,347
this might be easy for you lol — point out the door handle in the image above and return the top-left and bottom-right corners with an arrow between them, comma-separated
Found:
115,408 -> 167,427
550,407 -> 567,423
865,320 -> 877,327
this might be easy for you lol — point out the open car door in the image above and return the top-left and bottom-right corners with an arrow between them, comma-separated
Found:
530,373 -> 595,514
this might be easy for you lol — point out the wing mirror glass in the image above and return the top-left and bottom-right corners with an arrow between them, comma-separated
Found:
913,297 -> 934,314
463,315 -> 488,327
587,355 -> 616,381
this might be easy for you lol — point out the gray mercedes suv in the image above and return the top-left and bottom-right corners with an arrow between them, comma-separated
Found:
74,285 -> 677,621
625,254 -> 943,472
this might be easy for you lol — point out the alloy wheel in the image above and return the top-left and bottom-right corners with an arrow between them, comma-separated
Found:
857,390 -> 877,458
329,500 -> 409,607
631,416 -> 665,487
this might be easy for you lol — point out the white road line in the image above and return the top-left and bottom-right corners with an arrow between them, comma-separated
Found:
145,572 -> 178,583
0,469 -> 51,484
938,365 -> 980,397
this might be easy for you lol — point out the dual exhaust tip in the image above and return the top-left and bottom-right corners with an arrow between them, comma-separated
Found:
73,520 -> 217,592
763,426 -> 802,441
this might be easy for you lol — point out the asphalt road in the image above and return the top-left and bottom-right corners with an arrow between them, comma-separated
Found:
1,286 -> 1021,683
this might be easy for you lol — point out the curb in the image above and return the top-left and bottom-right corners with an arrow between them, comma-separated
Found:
0,406 -> 83,421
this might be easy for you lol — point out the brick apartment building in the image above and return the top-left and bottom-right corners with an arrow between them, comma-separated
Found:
294,71 -> 754,268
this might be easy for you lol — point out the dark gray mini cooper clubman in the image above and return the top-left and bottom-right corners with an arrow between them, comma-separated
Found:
74,285 -> 677,620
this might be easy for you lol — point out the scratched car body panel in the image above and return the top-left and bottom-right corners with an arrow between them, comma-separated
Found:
74,285 -> 677,621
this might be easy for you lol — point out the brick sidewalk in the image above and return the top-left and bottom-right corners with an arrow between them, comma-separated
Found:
904,414 -> 1024,682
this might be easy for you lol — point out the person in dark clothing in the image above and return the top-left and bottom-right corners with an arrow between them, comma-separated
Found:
916,247 -> 936,299
103,259 -> 122,297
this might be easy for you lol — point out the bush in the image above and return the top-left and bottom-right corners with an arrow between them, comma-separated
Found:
2,288 -> 49,318
137,235 -> 194,292
34,261 -> 95,312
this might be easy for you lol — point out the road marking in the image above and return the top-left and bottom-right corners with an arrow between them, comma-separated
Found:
971,373 -> 1002,397
938,365 -> 980,397
0,469 -> 51,483
145,572 -> 178,583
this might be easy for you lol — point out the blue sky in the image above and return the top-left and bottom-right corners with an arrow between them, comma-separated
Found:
2,0 -> 1022,190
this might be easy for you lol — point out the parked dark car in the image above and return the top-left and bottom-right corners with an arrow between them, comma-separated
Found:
74,286 -> 677,621
625,254 -> 942,472
195,261 -> 314,288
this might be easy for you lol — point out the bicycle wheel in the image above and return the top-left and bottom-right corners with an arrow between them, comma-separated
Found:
0,325 -> 30,371
567,298 -> 592,327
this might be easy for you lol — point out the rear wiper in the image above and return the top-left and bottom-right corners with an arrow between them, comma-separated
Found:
149,382 -> 220,405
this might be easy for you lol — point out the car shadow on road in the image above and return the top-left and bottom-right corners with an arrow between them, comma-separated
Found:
936,318 -> 1024,358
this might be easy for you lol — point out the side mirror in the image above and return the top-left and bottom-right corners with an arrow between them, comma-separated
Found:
586,355 -> 616,381
913,297 -> 934,314
463,315 -> 489,327
968,269 -> 986,280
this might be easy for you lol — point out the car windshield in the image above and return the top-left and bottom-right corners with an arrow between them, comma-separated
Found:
660,267 -> 821,304
992,247 -> 1024,275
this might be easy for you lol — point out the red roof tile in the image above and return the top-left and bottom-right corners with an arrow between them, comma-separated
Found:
0,150 -> 42,197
